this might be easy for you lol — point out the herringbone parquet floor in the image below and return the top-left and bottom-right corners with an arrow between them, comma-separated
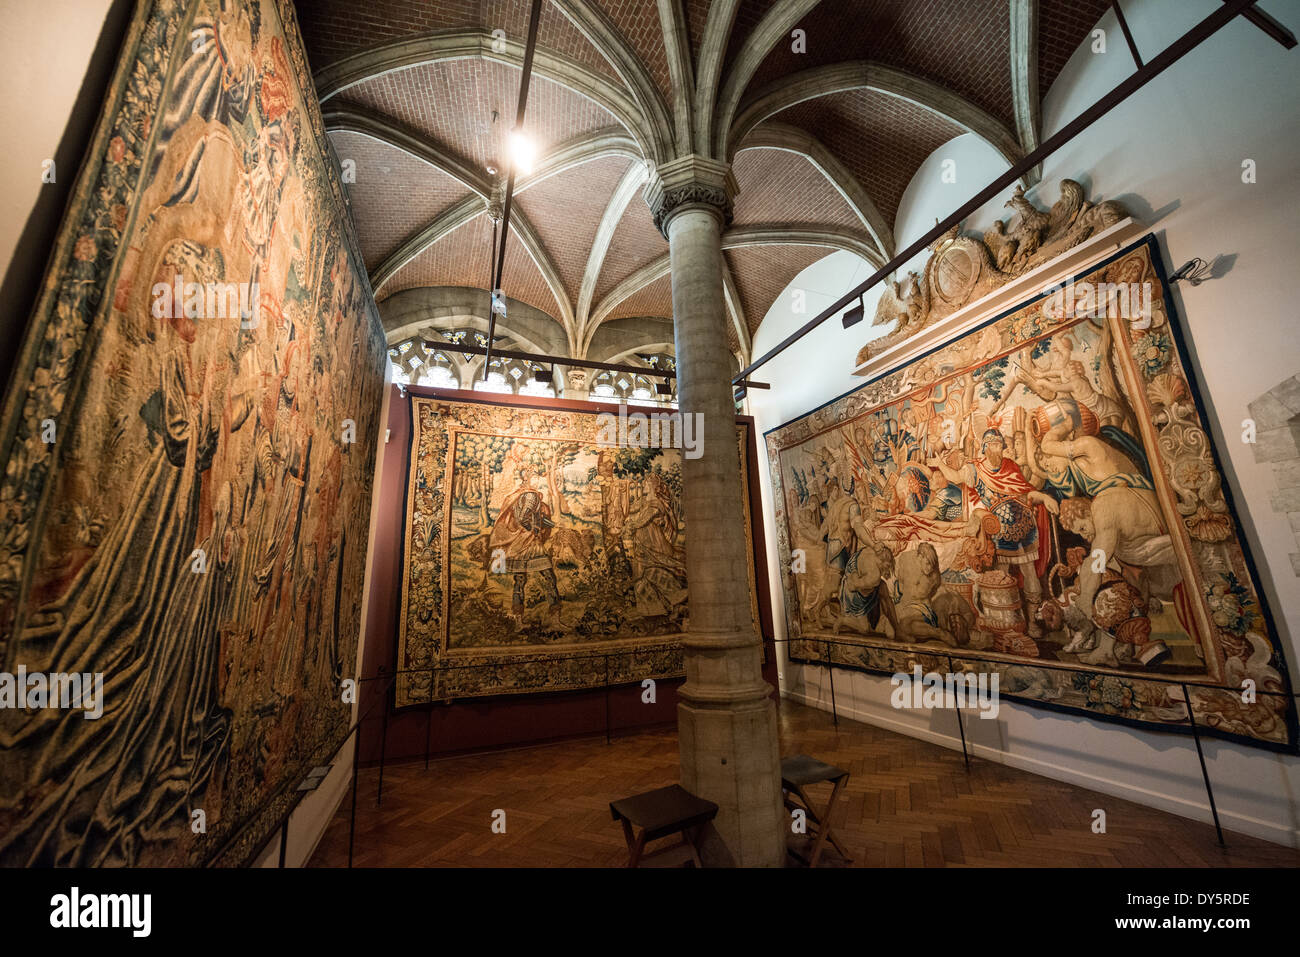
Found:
308,699 -> 1300,867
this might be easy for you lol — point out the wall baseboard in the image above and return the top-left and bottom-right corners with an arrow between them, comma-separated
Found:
781,687 -> 1300,851
254,756 -> 354,868
295,761 -> 353,868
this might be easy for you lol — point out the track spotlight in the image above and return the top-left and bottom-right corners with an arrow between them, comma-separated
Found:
842,293 -> 867,328
1169,257 -> 1212,286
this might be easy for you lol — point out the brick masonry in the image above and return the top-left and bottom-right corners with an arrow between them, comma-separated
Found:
731,146 -> 865,232
589,0 -> 675,106
1038,0 -> 1113,98
515,154 -> 634,303
593,196 -> 668,304
745,0 -> 1015,130
725,243 -> 831,336
768,88 -> 964,226
605,270 -> 674,324
296,1 -> 1114,356
337,60 -> 620,174
295,0 -> 620,83
329,130 -> 471,270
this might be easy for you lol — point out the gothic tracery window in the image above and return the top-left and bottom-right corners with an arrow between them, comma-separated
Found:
591,353 -> 676,406
387,337 -> 459,389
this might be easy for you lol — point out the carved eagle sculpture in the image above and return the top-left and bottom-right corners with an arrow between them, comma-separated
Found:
982,180 -> 1089,273
870,269 -> 927,332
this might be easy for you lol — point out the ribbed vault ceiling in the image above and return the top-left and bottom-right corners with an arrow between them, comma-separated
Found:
296,0 -> 1112,367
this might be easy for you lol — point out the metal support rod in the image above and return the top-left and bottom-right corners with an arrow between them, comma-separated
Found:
954,707 -> 970,771
424,666 -> 435,771
376,676 -> 390,807
604,654 -> 612,745
733,0 -> 1265,385
485,215 -> 500,339
948,656 -> 971,771
825,640 -> 838,727
1113,0 -> 1144,68
1182,683 -> 1226,846
484,0 -> 543,378
347,724 -> 360,869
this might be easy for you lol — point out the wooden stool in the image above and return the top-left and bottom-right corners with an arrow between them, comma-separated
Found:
609,785 -> 718,868
781,754 -> 851,867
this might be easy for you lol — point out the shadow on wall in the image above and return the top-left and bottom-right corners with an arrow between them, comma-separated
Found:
0,0 -> 133,388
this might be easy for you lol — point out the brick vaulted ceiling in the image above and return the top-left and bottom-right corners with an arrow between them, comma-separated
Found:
296,0 -> 1111,365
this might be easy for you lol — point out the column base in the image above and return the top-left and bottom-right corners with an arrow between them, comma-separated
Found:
678,694 -> 786,867
677,629 -> 786,867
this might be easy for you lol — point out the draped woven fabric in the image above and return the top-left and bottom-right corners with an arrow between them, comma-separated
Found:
765,237 -> 1296,752
0,0 -> 386,865
394,396 -> 761,707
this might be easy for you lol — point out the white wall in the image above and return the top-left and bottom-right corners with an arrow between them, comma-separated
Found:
749,0 -> 1300,847
0,0 -> 115,280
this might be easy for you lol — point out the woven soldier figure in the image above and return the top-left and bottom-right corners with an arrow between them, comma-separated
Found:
489,466 -> 560,620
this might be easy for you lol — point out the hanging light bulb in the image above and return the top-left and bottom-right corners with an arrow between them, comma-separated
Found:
508,128 -> 536,174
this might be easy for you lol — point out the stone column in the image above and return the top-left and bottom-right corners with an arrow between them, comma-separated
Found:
646,156 -> 785,867
562,368 -> 590,402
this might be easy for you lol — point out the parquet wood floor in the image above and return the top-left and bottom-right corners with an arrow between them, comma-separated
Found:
307,699 -> 1300,867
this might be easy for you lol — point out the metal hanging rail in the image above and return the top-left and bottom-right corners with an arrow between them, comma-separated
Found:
483,0 -> 544,380
428,339 -> 771,390
1225,0 -> 1297,47
732,0 -> 1284,385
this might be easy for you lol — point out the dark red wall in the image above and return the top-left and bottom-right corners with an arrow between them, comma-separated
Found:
357,384 -> 778,765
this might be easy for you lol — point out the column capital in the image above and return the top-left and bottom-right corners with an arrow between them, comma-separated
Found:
561,368 -> 590,400
644,155 -> 738,239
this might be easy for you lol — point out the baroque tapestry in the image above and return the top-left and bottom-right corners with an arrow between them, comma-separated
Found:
395,396 -> 761,707
0,0 -> 387,864
766,236 -> 1296,752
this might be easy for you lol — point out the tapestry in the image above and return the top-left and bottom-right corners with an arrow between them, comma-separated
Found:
395,396 -> 761,707
0,0 -> 387,865
766,236 -> 1296,752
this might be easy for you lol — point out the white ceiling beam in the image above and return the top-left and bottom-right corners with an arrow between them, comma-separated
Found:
657,0 -> 696,152
551,2 -> 676,163
721,257 -> 751,367
711,0 -> 823,158
1010,0 -> 1043,185
575,161 -> 650,351
728,60 -> 1027,183
692,0 -> 740,153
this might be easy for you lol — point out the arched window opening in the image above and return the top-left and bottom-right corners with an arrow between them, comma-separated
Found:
388,336 -> 461,390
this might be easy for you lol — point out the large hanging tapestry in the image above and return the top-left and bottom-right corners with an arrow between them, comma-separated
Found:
395,397 -> 762,707
766,236 -> 1296,752
0,0 -> 387,865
